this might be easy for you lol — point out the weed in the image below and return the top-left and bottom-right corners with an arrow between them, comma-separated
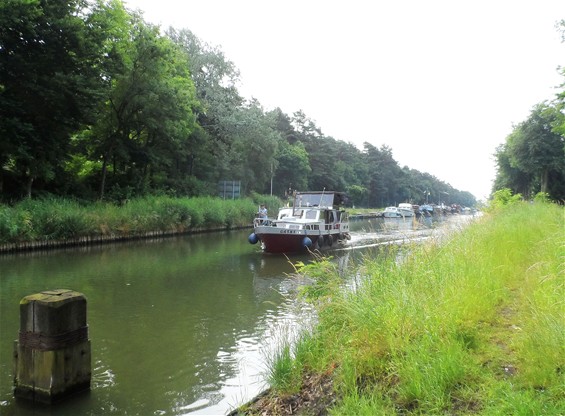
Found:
262,202 -> 564,415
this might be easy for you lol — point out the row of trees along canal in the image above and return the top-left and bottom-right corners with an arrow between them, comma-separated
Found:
1,3 -> 564,206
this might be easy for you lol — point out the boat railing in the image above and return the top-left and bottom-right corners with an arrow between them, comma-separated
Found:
323,221 -> 348,231
253,217 -> 273,227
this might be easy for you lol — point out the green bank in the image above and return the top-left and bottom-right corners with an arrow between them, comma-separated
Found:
0,194 -> 283,249
244,201 -> 564,415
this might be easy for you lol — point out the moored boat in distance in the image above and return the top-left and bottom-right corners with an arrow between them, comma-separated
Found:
384,204 -> 415,218
383,206 -> 403,218
248,191 -> 351,254
398,203 -> 415,217
383,203 -> 414,218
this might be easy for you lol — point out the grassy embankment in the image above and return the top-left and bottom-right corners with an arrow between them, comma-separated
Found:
0,195 -> 283,247
246,202 -> 564,415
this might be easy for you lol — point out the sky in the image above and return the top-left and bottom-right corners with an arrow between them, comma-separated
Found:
123,0 -> 564,201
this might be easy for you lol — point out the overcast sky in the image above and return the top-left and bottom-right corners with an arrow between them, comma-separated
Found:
123,0 -> 564,200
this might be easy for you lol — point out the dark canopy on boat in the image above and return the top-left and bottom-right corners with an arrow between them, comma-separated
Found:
294,192 -> 348,209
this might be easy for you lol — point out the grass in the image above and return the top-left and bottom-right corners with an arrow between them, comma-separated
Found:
259,201 -> 564,415
0,195 -> 282,244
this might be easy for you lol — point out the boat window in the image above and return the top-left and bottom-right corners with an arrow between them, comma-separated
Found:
305,210 -> 317,220
278,208 -> 293,220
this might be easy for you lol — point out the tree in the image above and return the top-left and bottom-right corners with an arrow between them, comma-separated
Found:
333,140 -> 366,193
0,0 -> 110,197
493,143 -> 533,196
554,20 -> 565,137
0,1 -> 481,204
82,14 -> 198,199
506,103 -> 564,197
362,143 -> 404,207
346,184 -> 368,207
167,28 -> 243,192
225,100 -> 281,194
274,141 -> 311,194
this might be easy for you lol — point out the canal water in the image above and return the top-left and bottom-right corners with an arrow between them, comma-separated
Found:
0,216 -> 464,415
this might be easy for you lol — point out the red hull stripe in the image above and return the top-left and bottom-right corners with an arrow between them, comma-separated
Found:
257,233 -> 319,254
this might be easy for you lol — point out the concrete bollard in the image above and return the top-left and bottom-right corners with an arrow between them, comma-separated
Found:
13,289 -> 91,404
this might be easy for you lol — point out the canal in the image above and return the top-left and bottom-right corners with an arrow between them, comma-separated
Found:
0,216 -> 465,415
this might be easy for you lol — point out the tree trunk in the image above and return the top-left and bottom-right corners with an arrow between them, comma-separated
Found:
99,156 -> 108,200
540,168 -> 548,194
26,176 -> 33,199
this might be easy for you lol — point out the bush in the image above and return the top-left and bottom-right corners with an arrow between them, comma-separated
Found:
0,207 -> 20,243
489,188 -> 522,210
533,191 -> 551,203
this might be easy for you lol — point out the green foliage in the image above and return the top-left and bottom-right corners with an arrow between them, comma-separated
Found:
294,256 -> 342,302
0,196 -> 261,244
82,11 -> 198,200
11,197 -> 92,240
265,343 -> 302,393
266,203 -> 564,414
273,140 -> 311,193
346,185 -> 368,207
0,0 -> 115,197
494,103 -> 565,201
0,205 -> 29,243
533,191 -> 552,203
1,0 -> 477,206
249,192 -> 284,214
489,188 -> 523,210
223,198 -> 257,228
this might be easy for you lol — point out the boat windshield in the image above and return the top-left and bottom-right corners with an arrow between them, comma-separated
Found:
295,193 -> 335,208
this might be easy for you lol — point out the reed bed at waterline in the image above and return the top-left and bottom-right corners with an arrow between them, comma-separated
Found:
0,195 -> 282,250
256,202 -> 564,415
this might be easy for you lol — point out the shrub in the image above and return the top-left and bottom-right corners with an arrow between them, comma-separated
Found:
489,188 -> 522,210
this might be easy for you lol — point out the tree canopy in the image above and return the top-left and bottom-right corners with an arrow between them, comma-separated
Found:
4,0 -> 533,208
494,103 -> 565,201
492,21 -> 565,203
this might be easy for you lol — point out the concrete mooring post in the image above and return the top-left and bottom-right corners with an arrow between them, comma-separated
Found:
13,289 -> 91,404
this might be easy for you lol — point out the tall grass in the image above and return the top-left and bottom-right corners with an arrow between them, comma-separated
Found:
0,195 -> 274,244
264,202 -> 564,415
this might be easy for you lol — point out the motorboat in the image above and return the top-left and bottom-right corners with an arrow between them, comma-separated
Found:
248,191 -> 350,254
383,206 -> 403,218
398,203 -> 415,217
384,204 -> 414,218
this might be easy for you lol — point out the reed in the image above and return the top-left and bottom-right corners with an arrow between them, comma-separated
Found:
265,342 -> 302,393
265,202 -> 564,415
0,195 -> 274,245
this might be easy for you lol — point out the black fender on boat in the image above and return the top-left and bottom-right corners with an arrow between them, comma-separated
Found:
339,233 -> 351,241
312,237 -> 320,250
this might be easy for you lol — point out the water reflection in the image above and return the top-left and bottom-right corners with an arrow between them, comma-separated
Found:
0,216 -> 469,415
0,231 -> 317,416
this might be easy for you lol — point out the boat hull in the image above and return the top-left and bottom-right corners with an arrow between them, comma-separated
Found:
253,227 -> 345,254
